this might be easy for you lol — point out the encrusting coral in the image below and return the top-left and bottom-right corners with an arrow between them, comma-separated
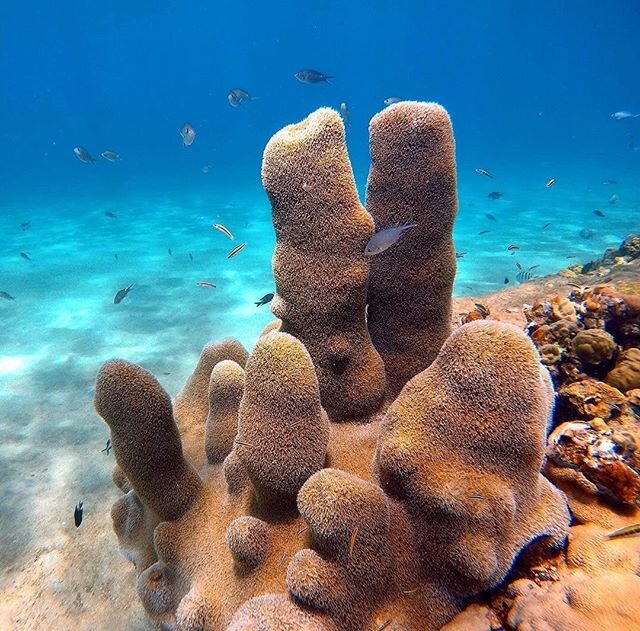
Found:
93,103 -> 639,630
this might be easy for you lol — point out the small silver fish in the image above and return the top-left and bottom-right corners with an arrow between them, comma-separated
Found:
101,150 -> 121,162
180,122 -> 196,146
114,284 -> 134,304
611,111 -> 639,120
546,178 -> 556,188
294,69 -> 332,83
228,88 -> 254,107
212,223 -> 234,240
364,224 -> 417,256
196,281 -> 216,288
340,102 -> 350,126
474,167 -> 493,178
227,242 -> 247,259
608,194 -> 619,205
73,146 -> 95,163
384,97 -> 401,105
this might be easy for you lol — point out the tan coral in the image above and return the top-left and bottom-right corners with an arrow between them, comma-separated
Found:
366,102 -> 458,396
607,347 -> 640,393
572,329 -> 617,365
262,108 -> 386,420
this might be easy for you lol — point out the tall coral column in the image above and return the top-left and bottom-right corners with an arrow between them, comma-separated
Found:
366,102 -> 458,396
262,108 -> 386,420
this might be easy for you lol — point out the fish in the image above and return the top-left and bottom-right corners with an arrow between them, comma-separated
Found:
543,222 -> 552,229
455,252 -> 467,259
348,527 -> 358,557
167,248 -> 173,256
377,620 -> 392,631
487,191 -> 503,200
189,253 -> 193,262
545,178 -> 556,188
606,523 -> 640,539
474,303 -> 489,318
594,209 -> 606,217
102,439 -> 112,455
73,146 -> 95,163
296,526 -> 308,536
180,122 -> 196,146
611,111 -> 639,120
212,223 -> 234,240
485,213 -> 497,221
507,244 -> 520,251
504,277 -> 509,284
470,495 -> 487,500
478,229 -> 491,235
383,97 -> 401,105
515,262 -> 523,270
227,88 -> 254,107
364,223 -> 417,256
0,291 -> 16,300
608,194 -> 619,205
566,254 -> 577,259
20,252 -> 31,261
114,284 -> 134,304
474,167 -> 493,178
517,270 -> 533,283
196,281 -> 216,288
201,165 -> 211,173
227,242 -> 247,259
21,221 -> 30,231
104,211 -> 117,218
339,102 -> 350,126
255,293 -> 274,307
74,502 -> 83,527
294,69 -> 332,84
114,253 -> 118,260
602,179 -> 618,185
101,150 -> 121,162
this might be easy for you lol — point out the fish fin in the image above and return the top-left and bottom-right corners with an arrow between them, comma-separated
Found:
323,76 -> 334,83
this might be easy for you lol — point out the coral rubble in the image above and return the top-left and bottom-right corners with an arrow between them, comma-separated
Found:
94,105 -> 640,630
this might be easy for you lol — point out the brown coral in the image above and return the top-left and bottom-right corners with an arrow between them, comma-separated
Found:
607,347 -> 640,393
572,329 -> 617,365
262,108 -> 386,420
366,102 -> 458,396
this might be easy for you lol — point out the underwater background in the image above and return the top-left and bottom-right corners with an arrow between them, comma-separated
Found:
0,1 -> 639,628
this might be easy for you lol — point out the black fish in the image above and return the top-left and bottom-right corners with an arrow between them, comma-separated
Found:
487,191 -> 503,200
543,222 -> 552,229
20,252 -> 31,261
255,293 -> 274,307
189,253 -> 193,262
102,439 -> 112,455
21,221 -> 30,231
593,209 -> 606,217
474,303 -> 489,318
168,248 -> 173,256
74,501 -> 83,527
504,277 -> 509,284
114,253 -> 119,260
485,213 -> 497,221
105,211 -> 118,219
0,291 -> 16,300
114,284 -> 134,304
294,69 -> 332,83
478,229 -> 491,235
455,251 -> 467,259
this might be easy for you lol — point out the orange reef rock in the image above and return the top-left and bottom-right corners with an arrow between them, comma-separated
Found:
94,105 -> 640,630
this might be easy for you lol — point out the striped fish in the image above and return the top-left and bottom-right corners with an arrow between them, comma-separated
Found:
227,242 -> 247,259
212,223 -> 234,240
606,523 -> 640,540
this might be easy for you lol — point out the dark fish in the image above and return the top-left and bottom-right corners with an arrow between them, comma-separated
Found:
543,222 -> 552,229
102,439 -> 112,455
593,209 -> 606,217
566,254 -> 577,259
474,303 -> 489,318
255,293 -> 274,307
189,253 -> 193,262
507,244 -> 520,251
73,146 -> 95,163
20,252 -> 31,261
546,178 -> 556,188
74,502 -> 83,527
227,242 -> 247,259
21,221 -> 30,231
516,270 -> 533,283
294,69 -> 332,84
515,262 -> 523,270
0,291 -> 16,300
504,277 -> 509,284
383,97 -> 401,105
196,281 -> 216,288
168,248 -> 173,256
455,252 -> 467,259
104,211 -> 117,218
528,265 -> 540,271
340,102 -> 350,126
485,213 -> 497,221
487,191 -> 503,200
377,621 -> 392,631
180,122 -> 196,146
364,223 -> 417,256
478,229 -> 491,235
228,88 -> 254,107
474,167 -> 493,178
114,253 -> 118,260
114,284 -> 134,304
101,150 -> 121,162
606,523 -> 640,539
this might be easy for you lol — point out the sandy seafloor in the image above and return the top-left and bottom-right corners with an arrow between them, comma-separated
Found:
0,174 -> 638,630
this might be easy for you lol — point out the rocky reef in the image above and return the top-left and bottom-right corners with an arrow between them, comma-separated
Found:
94,104 -> 639,630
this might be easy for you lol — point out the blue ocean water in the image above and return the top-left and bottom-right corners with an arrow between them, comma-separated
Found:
0,0 -> 639,599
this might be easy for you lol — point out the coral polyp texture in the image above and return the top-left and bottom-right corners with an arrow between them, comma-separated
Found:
94,106 -> 639,630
